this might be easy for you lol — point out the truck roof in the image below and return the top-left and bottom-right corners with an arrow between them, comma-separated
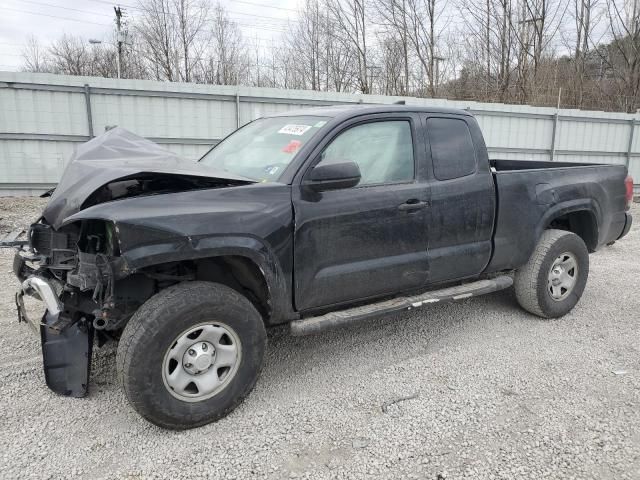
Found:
266,104 -> 472,120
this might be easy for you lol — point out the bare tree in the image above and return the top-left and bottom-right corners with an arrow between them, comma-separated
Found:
208,4 -> 248,85
327,0 -> 372,93
325,14 -> 357,91
17,0 -> 640,112
286,0 -> 325,90
121,30 -> 154,79
458,0 -> 516,101
403,0 -> 447,97
566,0 -> 600,106
376,35 -> 406,94
21,35 -> 50,73
513,0 -> 567,101
135,0 -> 180,81
375,0 -> 411,94
48,35 -> 92,76
174,0 -> 209,82
89,44 -> 119,78
497,0 -> 516,97
280,0 -> 359,92
601,0 -> 640,111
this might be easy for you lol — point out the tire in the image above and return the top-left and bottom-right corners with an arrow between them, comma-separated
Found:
514,229 -> 589,319
116,281 -> 266,430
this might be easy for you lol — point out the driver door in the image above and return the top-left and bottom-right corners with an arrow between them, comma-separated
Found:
292,114 -> 431,311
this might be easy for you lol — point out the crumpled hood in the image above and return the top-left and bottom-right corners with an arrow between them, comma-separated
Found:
42,127 -> 252,229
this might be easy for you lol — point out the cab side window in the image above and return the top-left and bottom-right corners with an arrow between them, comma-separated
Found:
317,121 -> 414,185
427,118 -> 477,181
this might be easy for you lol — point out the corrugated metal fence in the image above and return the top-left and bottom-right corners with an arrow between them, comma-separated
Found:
1,71 -> 639,195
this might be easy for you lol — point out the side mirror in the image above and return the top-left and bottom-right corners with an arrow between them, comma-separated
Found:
306,161 -> 361,191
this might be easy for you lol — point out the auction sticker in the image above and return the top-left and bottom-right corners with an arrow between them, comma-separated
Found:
278,124 -> 312,136
282,139 -> 302,153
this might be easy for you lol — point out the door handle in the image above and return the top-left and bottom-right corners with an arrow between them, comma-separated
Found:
398,199 -> 429,211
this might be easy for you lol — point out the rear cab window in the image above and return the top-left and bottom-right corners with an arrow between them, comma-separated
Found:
426,117 -> 477,180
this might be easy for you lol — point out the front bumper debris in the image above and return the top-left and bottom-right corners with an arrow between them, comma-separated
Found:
16,275 -> 61,333
15,291 -> 36,333
21,276 -> 62,315
17,272 -> 93,398
0,229 -> 27,248
41,311 -> 93,398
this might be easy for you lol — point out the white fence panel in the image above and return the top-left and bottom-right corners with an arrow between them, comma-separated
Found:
0,71 -> 638,194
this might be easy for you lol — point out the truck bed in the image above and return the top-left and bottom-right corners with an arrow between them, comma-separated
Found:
490,159 -> 599,171
486,159 -> 629,273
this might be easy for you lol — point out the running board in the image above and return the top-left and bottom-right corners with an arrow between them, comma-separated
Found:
290,275 -> 513,336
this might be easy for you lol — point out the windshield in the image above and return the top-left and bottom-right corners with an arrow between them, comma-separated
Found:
199,115 -> 330,182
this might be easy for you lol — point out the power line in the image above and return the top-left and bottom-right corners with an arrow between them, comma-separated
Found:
235,23 -> 289,33
81,0 -> 299,24
8,0 -> 113,18
83,0 -> 138,10
231,0 -> 298,12
8,0 -> 299,36
226,11 -> 297,23
4,6 -> 112,26
4,4 -> 291,35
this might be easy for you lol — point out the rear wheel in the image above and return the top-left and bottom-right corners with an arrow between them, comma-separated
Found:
514,229 -> 589,318
116,281 -> 266,430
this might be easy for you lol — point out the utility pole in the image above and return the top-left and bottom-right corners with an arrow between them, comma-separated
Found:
114,6 -> 123,79
433,55 -> 446,96
366,65 -> 381,94
556,87 -> 562,109
517,16 -> 543,100
518,18 -> 543,56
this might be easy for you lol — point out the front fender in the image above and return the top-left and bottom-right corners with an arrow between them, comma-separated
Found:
59,184 -> 296,323
121,233 -> 294,324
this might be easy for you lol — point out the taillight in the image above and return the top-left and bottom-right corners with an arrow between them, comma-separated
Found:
625,176 -> 634,210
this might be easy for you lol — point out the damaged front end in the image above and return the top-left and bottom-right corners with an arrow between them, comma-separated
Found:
15,219 -> 127,397
14,127 -> 257,399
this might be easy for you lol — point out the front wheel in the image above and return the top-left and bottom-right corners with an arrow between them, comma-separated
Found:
116,281 -> 266,430
514,229 -> 589,318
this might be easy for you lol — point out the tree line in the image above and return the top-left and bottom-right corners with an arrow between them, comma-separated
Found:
20,0 -> 640,112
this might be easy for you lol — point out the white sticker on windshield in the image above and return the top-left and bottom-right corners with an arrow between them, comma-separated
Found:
313,120 -> 327,128
278,124 -> 312,136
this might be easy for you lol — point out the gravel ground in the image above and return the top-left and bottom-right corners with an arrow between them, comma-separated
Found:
0,197 -> 638,480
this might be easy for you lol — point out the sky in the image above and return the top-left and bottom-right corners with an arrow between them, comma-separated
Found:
0,0 -> 301,71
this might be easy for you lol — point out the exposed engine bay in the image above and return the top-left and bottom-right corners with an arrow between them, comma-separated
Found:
83,172 -> 245,209
18,171 -> 247,334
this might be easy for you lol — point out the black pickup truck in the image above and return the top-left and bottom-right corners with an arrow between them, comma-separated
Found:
13,105 -> 633,429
